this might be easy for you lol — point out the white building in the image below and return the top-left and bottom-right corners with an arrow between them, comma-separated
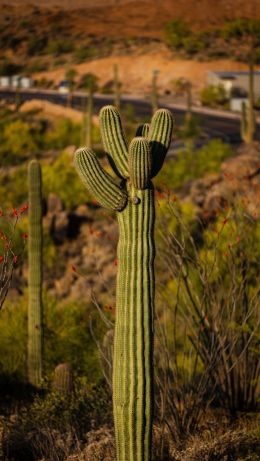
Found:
0,76 -> 11,87
208,71 -> 260,98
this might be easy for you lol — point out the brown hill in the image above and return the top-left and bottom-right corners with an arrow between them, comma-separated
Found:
1,0 -> 260,40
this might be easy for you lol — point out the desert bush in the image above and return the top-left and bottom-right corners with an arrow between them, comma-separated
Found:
46,39 -> 75,56
42,151 -> 91,209
3,379 -> 111,460
74,45 -> 98,63
154,139 -> 233,191
45,119 -> 81,150
27,36 -> 48,56
158,199 -> 260,416
0,206 -> 28,312
182,35 -> 206,55
0,59 -> 21,76
0,292 -> 105,382
200,85 -> 228,108
164,20 -> 192,49
0,166 -> 28,210
0,120 -> 37,164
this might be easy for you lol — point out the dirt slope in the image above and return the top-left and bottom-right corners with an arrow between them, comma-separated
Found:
34,52 -> 257,95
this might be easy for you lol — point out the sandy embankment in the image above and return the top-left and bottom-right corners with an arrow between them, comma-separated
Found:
20,99 -> 99,125
34,53 -> 256,97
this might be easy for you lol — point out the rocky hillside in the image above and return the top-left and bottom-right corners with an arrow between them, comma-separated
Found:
1,0 -> 260,42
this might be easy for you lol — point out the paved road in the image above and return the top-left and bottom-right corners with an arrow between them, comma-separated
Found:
1,88 -> 260,144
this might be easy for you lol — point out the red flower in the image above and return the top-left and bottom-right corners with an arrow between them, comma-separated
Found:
114,259 -> 118,267
13,255 -> 18,264
222,218 -> 228,225
0,255 -> 3,263
12,208 -> 18,217
20,233 -> 28,239
0,210 -> 3,217
20,203 -> 29,214
71,265 -> 77,272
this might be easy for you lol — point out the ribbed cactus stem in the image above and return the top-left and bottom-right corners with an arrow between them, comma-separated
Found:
74,105 -> 173,461
28,160 -> 43,387
52,363 -> 74,395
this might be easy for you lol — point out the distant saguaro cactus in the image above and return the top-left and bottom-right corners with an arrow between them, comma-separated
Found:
151,69 -> 159,113
28,160 -> 43,387
113,64 -> 121,110
52,363 -> 74,395
74,105 -> 173,461
241,59 -> 255,143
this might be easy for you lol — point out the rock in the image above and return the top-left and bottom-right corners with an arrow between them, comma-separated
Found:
189,144 -> 260,219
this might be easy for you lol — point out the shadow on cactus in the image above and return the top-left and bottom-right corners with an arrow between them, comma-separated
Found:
74,105 -> 173,461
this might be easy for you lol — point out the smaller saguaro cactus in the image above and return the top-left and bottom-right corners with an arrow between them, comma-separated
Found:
28,159 -> 43,387
151,69 -> 159,113
113,64 -> 121,110
52,363 -> 74,395
241,59 -> 255,144
82,91 -> 93,148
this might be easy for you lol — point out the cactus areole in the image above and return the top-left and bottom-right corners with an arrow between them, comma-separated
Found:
74,105 -> 173,461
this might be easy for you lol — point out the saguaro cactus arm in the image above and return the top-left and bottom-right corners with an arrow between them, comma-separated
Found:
74,147 -> 127,212
148,108 -> 173,177
100,105 -> 129,179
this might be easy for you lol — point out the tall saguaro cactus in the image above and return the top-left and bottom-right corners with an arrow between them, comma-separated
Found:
28,160 -> 43,387
74,105 -> 173,460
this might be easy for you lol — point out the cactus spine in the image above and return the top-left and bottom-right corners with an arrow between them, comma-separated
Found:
28,160 -> 43,387
74,105 -> 173,461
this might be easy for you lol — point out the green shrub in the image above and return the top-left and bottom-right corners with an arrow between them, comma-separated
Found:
27,36 -> 48,55
200,84 -> 228,108
74,45 -> 98,63
46,40 -> 75,55
0,293 -> 105,382
0,166 -> 28,209
0,59 -> 21,76
28,378 -> 111,431
42,151 -> 91,209
0,120 -> 37,163
183,35 -> 206,55
45,119 -> 81,150
164,20 -> 191,48
154,139 -> 233,191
